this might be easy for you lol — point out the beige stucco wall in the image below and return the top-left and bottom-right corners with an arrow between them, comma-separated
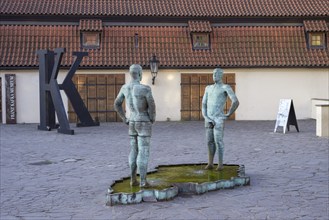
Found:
234,68 -> 329,120
160,68 -> 328,121
1,68 -> 328,123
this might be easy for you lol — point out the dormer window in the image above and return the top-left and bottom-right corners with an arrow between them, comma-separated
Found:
192,33 -> 210,49
82,32 -> 100,48
79,19 -> 103,49
309,32 -> 325,48
188,20 -> 212,50
303,20 -> 328,49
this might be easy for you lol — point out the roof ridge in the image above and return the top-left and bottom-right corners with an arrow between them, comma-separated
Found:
1,0 -> 328,17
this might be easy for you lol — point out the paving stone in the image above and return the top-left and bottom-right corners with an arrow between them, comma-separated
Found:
0,120 -> 328,219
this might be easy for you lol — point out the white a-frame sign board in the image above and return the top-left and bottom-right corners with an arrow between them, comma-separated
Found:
274,99 -> 299,134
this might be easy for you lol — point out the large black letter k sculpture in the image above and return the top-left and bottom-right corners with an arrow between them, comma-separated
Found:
37,48 -> 99,135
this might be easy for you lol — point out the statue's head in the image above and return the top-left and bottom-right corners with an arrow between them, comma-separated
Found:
129,64 -> 142,81
213,68 -> 224,83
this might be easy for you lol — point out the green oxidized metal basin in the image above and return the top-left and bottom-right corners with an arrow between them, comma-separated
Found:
107,163 -> 250,206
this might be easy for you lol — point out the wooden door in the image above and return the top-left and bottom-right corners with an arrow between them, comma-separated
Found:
68,74 -> 125,122
181,73 -> 236,121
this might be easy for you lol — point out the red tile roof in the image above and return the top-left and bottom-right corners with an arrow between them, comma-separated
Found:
303,20 -> 329,32
188,21 -> 212,33
79,19 -> 103,31
1,0 -> 328,17
1,24 -> 328,68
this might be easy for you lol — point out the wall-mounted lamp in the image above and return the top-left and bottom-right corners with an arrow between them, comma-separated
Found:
149,54 -> 159,85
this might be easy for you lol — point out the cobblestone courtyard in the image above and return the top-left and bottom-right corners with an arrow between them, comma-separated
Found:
0,120 -> 328,219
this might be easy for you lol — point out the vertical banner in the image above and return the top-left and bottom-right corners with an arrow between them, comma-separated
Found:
5,74 -> 16,124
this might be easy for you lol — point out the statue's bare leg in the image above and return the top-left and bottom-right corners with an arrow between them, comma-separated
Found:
137,136 -> 150,187
216,147 -> 224,171
129,136 -> 139,186
214,121 -> 225,171
205,128 -> 215,169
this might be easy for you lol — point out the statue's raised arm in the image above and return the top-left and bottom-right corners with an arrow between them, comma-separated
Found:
114,86 -> 128,124
223,84 -> 239,118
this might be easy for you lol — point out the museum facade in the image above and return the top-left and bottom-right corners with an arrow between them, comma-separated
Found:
0,0 -> 328,123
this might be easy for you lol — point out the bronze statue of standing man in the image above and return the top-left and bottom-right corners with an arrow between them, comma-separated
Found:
114,64 -> 156,187
202,68 -> 239,171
